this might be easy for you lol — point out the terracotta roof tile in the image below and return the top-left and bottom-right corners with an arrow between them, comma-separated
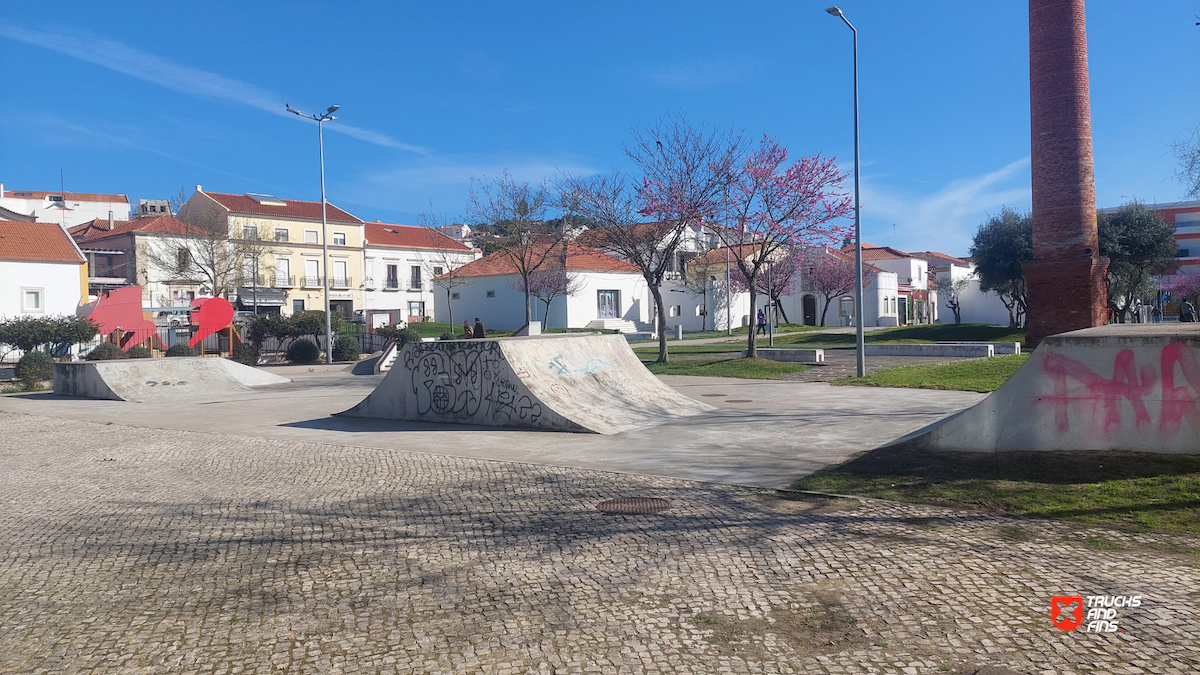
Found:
842,243 -> 915,261
0,221 -> 85,263
453,242 -> 638,278
365,222 -> 472,252
2,190 -> 128,203
203,191 -> 361,224
910,251 -> 969,267
69,216 -> 200,243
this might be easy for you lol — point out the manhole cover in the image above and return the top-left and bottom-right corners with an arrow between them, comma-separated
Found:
596,498 -> 672,515
725,399 -> 753,403
700,393 -> 727,397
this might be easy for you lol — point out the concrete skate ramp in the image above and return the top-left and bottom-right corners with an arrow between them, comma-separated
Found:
889,325 -> 1200,454
54,357 -> 290,403
339,334 -> 713,434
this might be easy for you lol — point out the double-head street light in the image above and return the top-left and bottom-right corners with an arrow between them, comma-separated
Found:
826,6 -> 866,378
286,103 -> 339,364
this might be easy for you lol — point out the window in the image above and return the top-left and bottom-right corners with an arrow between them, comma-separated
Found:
241,226 -> 259,240
176,248 -> 191,271
274,258 -> 291,286
149,205 -> 157,212
332,232 -> 346,246
292,299 -> 305,313
1178,249 -> 1191,258
408,301 -> 425,318
304,230 -> 319,244
669,305 -> 681,317
597,290 -> 620,318
385,264 -> 399,289
486,290 -> 496,298
274,228 -> 289,242
451,292 -> 460,300
410,266 -> 422,289
333,260 -> 349,287
433,266 -> 444,276
48,195 -> 63,202
304,259 -> 320,287
21,288 -> 43,312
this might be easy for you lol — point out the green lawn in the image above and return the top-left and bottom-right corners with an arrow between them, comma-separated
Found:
774,323 -> 1025,347
794,448 -> 1200,537
407,321 -> 515,339
641,357 -> 810,379
833,354 -> 1029,393
633,344 -> 747,356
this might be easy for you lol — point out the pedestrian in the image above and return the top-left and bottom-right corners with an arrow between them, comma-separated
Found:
755,309 -> 767,336
461,320 -> 473,339
1184,301 -> 1197,323
474,317 -> 486,338
1152,306 -> 1162,324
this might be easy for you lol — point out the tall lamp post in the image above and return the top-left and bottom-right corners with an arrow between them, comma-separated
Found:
826,6 -> 865,378
286,103 -> 339,364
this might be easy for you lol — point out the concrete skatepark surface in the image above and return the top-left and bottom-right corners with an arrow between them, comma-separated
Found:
894,324 -> 1200,453
342,334 -> 713,434
1,366 -> 981,487
53,357 -> 290,403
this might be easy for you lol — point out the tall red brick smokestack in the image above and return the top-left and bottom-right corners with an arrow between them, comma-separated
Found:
1023,0 -> 1107,345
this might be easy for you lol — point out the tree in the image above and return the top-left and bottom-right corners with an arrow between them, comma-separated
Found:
467,172 -> 556,325
511,250 -> 584,328
714,135 -> 852,356
1098,202 -> 1179,322
0,315 -> 99,360
290,310 -> 344,348
969,207 -> 1033,328
801,250 -> 871,327
1163,272 -> 1200,306
932,274 -> 971,325
560,114 -> 742,362
148,187 -> 243,298
419,211 -> 472,336
680,252 -> 729,332
1173,125 -> 1200,199
734,246 -> 803,325
232,221 -> 277,314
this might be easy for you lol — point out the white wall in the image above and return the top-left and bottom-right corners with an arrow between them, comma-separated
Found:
434,271 -> 649,330
0,194 -> 130,228
363,246 -> 477,319
934,266 -> 1013,326
0,260 -> 84,319
871,257 -> 929,290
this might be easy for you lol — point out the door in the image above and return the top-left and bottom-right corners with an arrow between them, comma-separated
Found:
333,260 -> 348,287
274,258 -> 290,287
802,295 -> 817,326
898,296 -> 908,325
597,290 -> 619,319
304,259 -> 320,287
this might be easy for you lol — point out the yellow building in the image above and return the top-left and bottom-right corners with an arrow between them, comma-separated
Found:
179,187 -> 365,316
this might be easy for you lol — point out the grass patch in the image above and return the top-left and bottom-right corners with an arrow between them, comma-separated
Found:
774,323 -> 1025,347
834,353 -> 1029,393
793,448 -> 1200,536
642,357 -> 810,379
633,344 -> 747,356
405,321 -> 516,339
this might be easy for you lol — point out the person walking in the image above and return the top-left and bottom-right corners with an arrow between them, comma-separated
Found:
474,317 -> 486,338
461,320 -> 473,339
755,309 -> 767,336
1183,301 -> 1197,323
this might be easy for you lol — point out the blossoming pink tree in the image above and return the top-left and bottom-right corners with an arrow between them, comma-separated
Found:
716,136 -> 852,356
801,249 -> 872,326
729,245 -> 804,325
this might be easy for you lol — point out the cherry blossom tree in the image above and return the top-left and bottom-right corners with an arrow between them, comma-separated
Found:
714,136 -> 852,356
731,246 -> 803,325
801,249 -> 872,327
510,250 -> 583,328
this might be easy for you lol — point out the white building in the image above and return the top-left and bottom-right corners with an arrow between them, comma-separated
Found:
914,251 -> 1014,326
851,244 -> 937,324
362,222 -> 478,328
0,184 -> 130,228
68,215 -> 203,307
434,243 -> 650,331
0,220 -> 88,320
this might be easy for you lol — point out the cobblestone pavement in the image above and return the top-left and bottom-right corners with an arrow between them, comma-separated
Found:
1,411 -> 1197,675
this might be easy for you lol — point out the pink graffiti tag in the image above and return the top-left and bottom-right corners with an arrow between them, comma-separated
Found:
1039,349 -> 1157,435
1159,342 -> 1200,437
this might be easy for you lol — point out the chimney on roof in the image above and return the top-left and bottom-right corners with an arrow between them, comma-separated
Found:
0,183 -> 4,198
195,185 -> 202,193
108,211 -> 114,230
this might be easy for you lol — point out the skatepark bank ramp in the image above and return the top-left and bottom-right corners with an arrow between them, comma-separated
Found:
339,333 -> 713,434
888,324 -> 1200,454
54,357 -> 290,403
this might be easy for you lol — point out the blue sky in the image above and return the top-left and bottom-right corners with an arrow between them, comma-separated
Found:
1,1 -> 1196,255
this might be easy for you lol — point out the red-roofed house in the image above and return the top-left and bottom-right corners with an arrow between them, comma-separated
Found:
1,220 -> 88,319
362,222 -> 479,327
433,243 -> 650,331
179,187 -> 365,316
68,215 -> 207,305
0,184 -> 130,227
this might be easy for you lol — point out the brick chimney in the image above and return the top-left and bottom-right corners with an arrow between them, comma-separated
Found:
1023,0 -> 1108,345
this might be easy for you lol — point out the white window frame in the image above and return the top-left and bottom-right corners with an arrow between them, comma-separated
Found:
304,230 -> 319,244
332,232 -> 346,246
274,228 -> 289,242
21,287 -> 45,313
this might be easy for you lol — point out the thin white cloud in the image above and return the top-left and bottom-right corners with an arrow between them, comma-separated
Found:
638,57 -> 756,89
860,157 -> 1032,255
0,22 -> 430,155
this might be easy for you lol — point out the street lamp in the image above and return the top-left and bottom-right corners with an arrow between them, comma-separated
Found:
286,103 -> 339,364
826,6 -> 866,378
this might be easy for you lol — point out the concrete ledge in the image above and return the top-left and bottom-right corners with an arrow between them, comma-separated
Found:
938,341 -> 1021,355
742,348 -> 825,363
864,343 -> 994,358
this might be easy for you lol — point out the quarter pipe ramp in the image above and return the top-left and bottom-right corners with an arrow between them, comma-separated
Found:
339,333 -> 713,434
889,325 -> 1200,454
54,357 -> 290,402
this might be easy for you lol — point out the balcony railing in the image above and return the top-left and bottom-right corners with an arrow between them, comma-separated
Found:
329,277 -> 352,289
410,280 -> 423,290
384,279 -> 400,290
237,274 -> 296,288
301,275 -> 324,288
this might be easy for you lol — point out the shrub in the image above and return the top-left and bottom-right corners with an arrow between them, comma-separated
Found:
165,343 -> 197,357
397,327 -> 422,346
0,315 -> 99,354
125,345 -> 153,359
231,342 -> 259,366
440,332 -> 456,341
85,342 -> 126,361
16,351 -> 54,389
286,339 -> 320,364
332,335 -> 361,362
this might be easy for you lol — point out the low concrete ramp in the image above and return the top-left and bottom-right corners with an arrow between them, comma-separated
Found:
55,357 -> 290,403
890,325 -> 1200,454
339,334 -> 713,434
